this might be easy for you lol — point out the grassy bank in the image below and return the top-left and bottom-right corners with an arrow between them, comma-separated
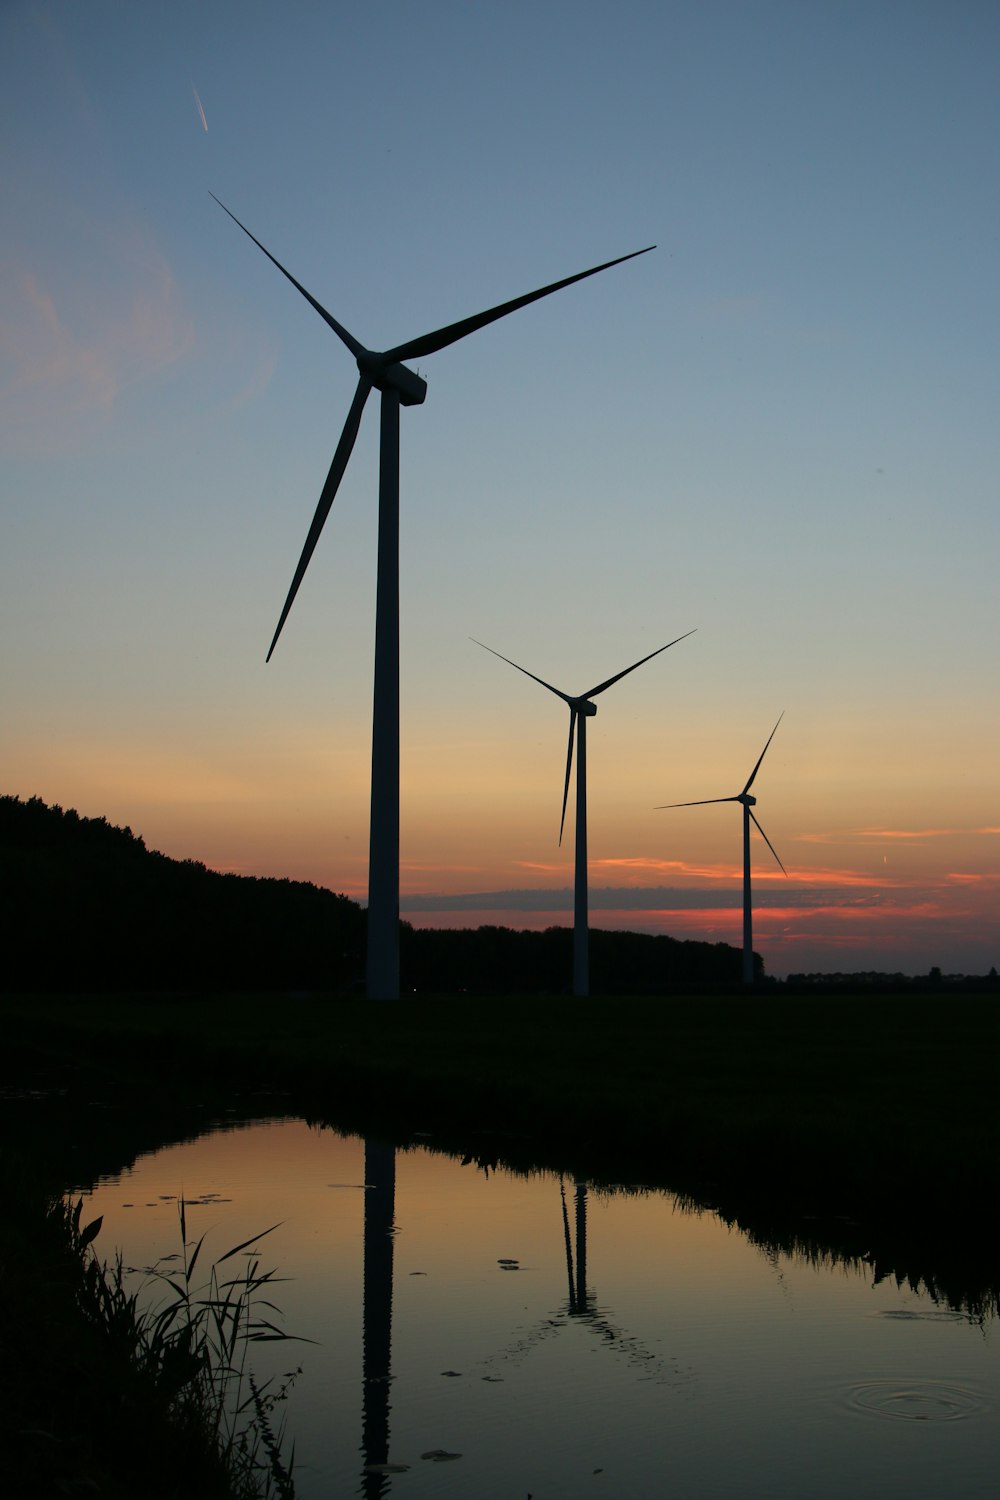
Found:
0,1150 -> 297,1500
6,987 -> 998,1224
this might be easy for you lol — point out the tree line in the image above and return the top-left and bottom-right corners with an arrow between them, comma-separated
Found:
1,795 -> 748,994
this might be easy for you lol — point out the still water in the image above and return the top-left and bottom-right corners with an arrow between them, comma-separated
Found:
82,1118 -> 998,1499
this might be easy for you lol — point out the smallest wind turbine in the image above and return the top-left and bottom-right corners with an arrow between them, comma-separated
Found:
476,632 -> 694,997
658,714 -> 787,986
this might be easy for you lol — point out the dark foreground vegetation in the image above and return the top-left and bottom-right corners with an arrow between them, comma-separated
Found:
1,1145 -> 297,1500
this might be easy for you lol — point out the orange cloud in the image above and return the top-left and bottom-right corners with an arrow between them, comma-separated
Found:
590,855 -> 741,880
782,865 -> 899,889
774,900 -> 944,924
798,826 -> 998,846
592,856 -> 899,891
859,827 -> 956,840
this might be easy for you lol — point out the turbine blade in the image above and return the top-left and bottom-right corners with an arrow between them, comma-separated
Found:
749,808 -> 787,875
559,710 -> 577,847
584,629 -> 696,699
471,639 -> 573,705
742,712 -> 784,795
384,246 -> 656,364
266,375 -> 372,661
655,796 -> 738,809
211,194 -> 366,360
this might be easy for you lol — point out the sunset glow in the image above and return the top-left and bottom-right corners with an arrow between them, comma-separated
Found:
2,3 -> 996,978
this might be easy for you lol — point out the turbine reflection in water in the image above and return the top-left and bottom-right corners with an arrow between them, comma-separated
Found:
362,1141 -> 396,1496
74,1121 -> 1000,1499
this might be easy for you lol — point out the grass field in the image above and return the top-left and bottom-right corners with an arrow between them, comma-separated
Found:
6,987 -> 998,1224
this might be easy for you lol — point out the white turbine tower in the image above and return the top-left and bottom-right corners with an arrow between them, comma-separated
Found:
658,714 -> 787,986
212,196 -> 654,1000
475,633 -> 694,997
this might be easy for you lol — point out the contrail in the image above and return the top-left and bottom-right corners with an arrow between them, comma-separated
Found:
192,82 -> 208,132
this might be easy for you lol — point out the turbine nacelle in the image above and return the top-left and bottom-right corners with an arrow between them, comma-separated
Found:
213,193 -> 655,664
357,353 -> 427,406
475,632 -> 694,848
740,793 -> 756,807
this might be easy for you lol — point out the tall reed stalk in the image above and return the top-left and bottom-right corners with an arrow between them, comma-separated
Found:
64,1193 -> 301,1500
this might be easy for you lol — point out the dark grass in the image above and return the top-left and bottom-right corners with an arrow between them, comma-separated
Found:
6,987 -> 998,1222
0,1156 -> 296,1500
4,985 -> 999,1493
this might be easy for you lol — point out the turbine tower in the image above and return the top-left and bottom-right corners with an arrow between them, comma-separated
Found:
213,196 -> 653,1000
475,634 -> 694,997
658,714 -> 786,986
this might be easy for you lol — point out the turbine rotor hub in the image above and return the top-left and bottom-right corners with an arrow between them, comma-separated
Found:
357,352 -> 428,407
741,793 -> 756,807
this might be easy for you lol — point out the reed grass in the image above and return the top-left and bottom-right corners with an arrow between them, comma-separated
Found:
72,1193 -> 301,1500
1,1151 -> 299,1500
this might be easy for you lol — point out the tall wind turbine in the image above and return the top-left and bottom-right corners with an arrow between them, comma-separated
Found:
658,714 -> 786,986
213,196 -> 653,1000
475,633 -> 694,997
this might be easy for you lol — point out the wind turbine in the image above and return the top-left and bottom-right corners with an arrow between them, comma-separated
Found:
213,195 -> 654,1000
475,633 -> 694,997
657,714 -> 786,986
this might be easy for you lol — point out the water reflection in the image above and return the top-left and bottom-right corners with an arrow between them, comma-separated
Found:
361,1141 -> 396,1495
562,1178 -> 590,1316
11,1052 -> 993,1326
78,1121 -> 1000,1500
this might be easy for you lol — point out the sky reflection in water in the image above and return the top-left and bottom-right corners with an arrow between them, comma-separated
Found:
84,1119 -> 999,1500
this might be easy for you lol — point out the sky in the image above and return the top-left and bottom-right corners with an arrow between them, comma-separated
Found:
3,0 -> 998,978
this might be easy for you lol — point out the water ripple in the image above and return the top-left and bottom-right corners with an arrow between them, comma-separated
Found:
873,1309 -> 967,1323
843,1380 -> 984,1423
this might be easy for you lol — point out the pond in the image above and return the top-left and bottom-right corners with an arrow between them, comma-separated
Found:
81,1117 -> 999,1499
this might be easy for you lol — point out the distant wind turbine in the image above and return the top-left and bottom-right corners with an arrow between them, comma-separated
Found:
212,194 -> 654,1000
475,633 -> 694,997
658,714 -> 786,986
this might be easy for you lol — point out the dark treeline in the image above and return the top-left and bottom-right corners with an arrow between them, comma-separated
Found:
1,795 -> 746,993
1,795 -> 365,993
784,968 -> 998,993
401,921 -> 748,991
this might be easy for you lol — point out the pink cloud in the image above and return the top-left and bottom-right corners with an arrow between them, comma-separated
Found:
3,234 -> 195,446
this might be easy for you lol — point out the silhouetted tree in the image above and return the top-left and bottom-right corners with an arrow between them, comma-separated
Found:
2,796 -> 755,996
0,796 -> 365,993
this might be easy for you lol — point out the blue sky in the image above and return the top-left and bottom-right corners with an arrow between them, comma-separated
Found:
3,1 -> 998,975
